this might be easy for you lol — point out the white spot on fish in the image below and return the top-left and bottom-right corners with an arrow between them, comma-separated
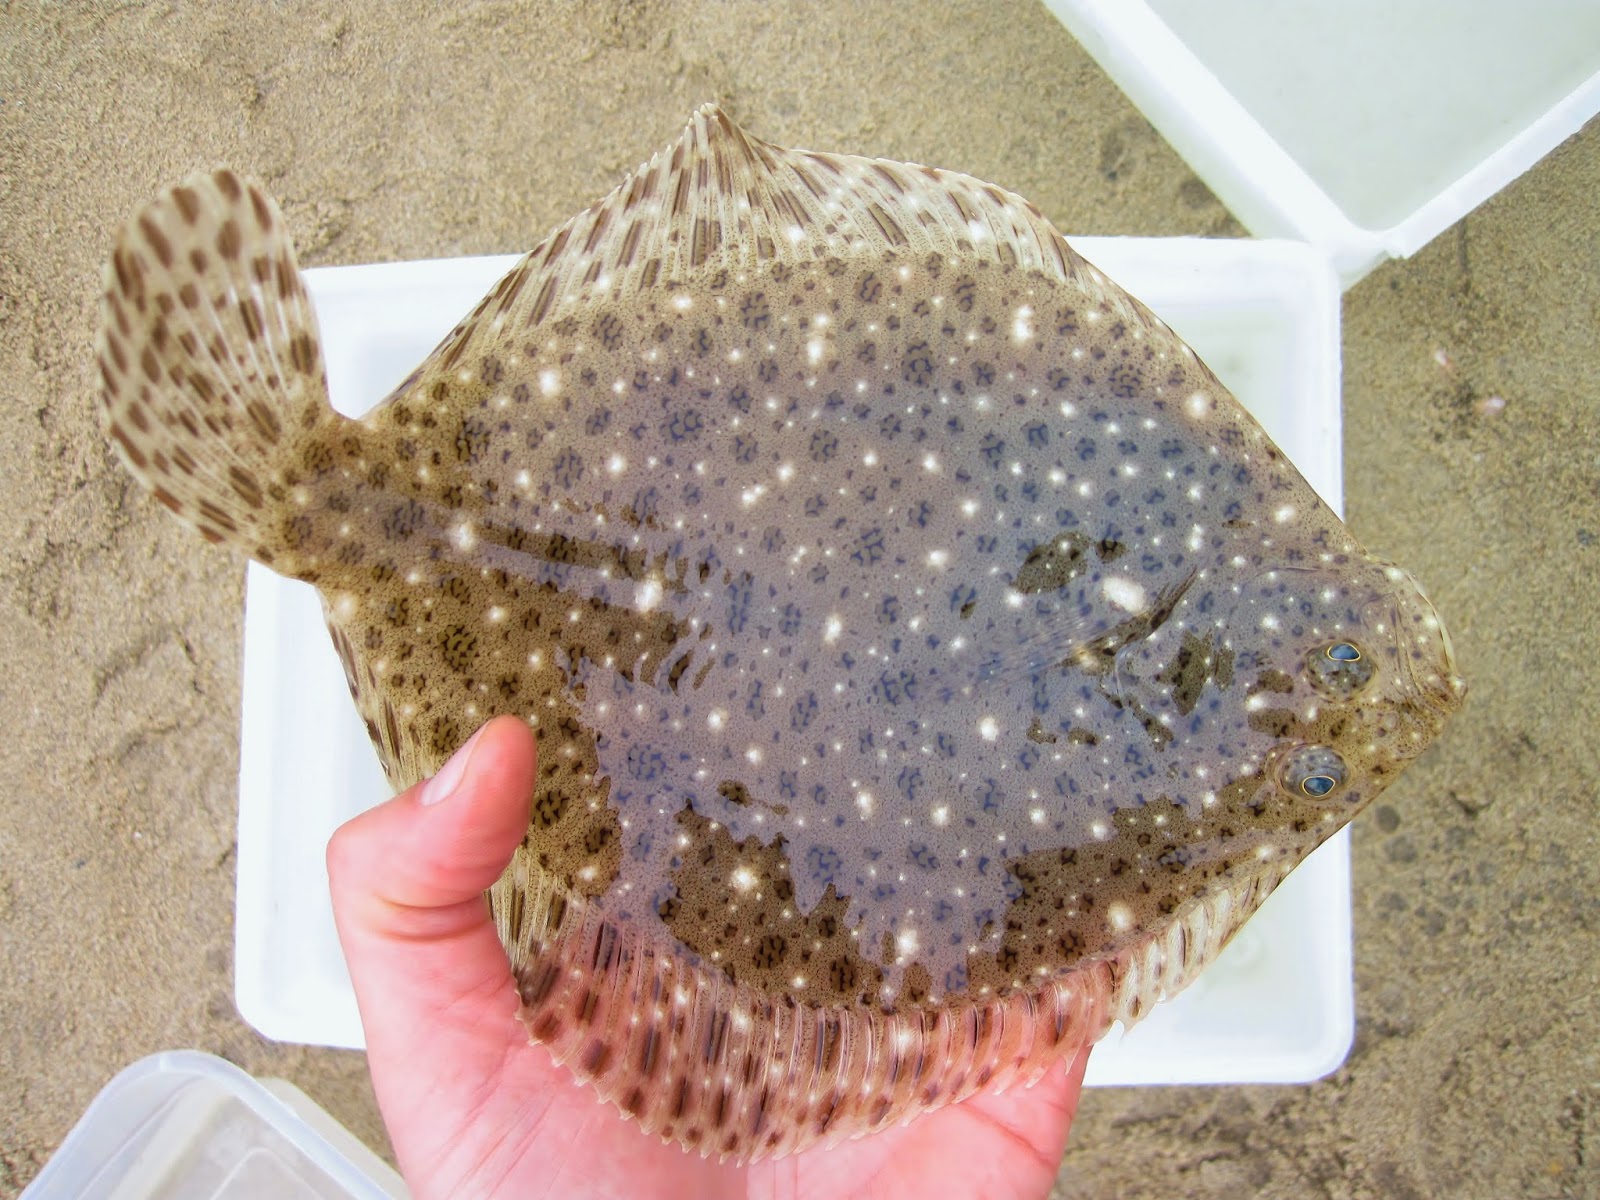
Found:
635,578 -> 663,612
1102,575 -> 1148,614
538,368 -> 561,397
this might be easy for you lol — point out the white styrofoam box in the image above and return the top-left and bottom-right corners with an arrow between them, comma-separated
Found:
1044,0 -> 1600,285
236,242 -> 1353,1085
20,1051 -> 406,1200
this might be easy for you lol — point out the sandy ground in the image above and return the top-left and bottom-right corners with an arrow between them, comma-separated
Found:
1,3 -> 1595,1196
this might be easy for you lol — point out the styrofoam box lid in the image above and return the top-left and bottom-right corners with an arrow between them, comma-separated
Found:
20,1051 -> 406,1200
236,242 -> 1353,1087
1044,0 -> 1600,285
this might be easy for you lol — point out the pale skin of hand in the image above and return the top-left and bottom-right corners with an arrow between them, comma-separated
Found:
328,715 -> 1089,1200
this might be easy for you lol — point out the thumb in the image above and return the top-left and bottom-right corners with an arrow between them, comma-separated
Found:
326,715 -> 537,1089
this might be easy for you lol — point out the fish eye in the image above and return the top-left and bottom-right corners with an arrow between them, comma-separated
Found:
1307,639 -> 1374,700
1279,744 -> 1348,799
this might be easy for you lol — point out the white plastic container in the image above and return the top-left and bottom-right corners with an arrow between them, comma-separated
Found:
236,241 -> 1354,1085
1044,0 -> 1600,284
19,1051 -> 406,1200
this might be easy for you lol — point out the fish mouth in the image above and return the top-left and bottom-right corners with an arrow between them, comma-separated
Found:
1386,567 -> 1467,715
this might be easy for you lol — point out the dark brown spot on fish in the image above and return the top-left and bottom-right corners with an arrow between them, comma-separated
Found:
245,398 -> 281,444
109,423 -> 146,468
718,780 -> 753,807
1014,531 -> 1091,594
138,215 -> 173,267
1252,669 -> 1295,695
216,219 -> 241,261
238,296 -> 263,340
581,1040 -> 611,1074
228,466 -> 263,508
248,186 -> 273,230
172,186 -> 201,224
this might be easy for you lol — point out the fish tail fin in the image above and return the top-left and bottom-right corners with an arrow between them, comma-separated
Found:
96,169 -> 340,578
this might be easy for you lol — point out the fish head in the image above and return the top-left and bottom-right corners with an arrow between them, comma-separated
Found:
1219,556 -> 1466,825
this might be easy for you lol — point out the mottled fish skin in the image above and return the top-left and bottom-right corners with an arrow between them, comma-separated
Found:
96,106 -> 1465,1161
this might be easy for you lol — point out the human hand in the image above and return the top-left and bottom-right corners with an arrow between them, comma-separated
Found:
327,715 -> 1088,1200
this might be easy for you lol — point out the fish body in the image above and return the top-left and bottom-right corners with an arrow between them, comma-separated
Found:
97,107 -> 1464,1161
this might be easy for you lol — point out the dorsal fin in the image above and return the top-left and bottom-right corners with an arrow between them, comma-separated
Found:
419,104 -> 1112,372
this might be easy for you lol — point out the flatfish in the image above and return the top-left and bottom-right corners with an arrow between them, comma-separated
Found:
96,105 -> 1464,1161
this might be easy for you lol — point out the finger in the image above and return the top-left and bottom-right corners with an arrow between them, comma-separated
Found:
326,715 -> 536,1089
329,715 -> 536,926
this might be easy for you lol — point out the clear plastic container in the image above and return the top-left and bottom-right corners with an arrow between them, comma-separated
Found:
20,1051 -> 406,1200
236,241 -> 1355,1085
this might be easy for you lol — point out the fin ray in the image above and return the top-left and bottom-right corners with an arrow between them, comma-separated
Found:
423,104 -> 1148,373
494,840 -> 1293,1161
494,853 -> 1114,1161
